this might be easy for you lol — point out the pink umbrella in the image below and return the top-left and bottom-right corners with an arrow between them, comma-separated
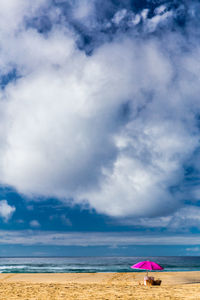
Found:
131,260 -> 163,276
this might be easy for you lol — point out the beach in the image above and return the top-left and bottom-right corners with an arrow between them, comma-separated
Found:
0,272 -> 199,299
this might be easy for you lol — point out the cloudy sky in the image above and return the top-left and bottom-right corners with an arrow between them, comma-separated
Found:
0,0 -> 200,256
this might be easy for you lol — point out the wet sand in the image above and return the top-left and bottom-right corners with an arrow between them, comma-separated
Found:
0,272 -> 199,299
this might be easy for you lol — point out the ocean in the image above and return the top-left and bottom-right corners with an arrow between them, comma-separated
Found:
0,256 -> 200,273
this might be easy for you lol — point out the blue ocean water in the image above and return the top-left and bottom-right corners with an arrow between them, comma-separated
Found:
0,257 -> 200,273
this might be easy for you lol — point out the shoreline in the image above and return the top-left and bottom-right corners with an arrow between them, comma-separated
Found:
0,271 -> 200,284
0,272 -> 199,299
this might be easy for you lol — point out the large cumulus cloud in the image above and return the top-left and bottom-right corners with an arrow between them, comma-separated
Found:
0,0 -> 200,218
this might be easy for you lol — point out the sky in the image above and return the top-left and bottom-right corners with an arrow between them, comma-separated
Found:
0,0 -> 200,256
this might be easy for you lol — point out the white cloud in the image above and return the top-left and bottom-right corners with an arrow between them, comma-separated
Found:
112,9 -> 127,25
0,200 -> 15,221
130,14 -> 141,26
30,220 -> 40,228
72,0 -> 95,23
114,206 -> 200,230
0,230 -> 197,246
49,214 -> 72,226
146,11 -> 173,32
0,1 -> 199,221
141,9 -> 149,20
60,215 -> 72,226
154,5 -> 167,15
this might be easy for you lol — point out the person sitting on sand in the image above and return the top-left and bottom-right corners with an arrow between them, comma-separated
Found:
144,275 -> 154,286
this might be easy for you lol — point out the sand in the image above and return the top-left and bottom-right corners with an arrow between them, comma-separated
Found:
0,272 -> 199,299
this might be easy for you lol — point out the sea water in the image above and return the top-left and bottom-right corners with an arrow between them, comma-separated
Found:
0,256 -> 200,273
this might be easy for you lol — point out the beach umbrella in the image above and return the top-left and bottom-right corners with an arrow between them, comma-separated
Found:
131,260 -> 164,276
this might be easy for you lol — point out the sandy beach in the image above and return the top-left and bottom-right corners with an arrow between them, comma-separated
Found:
0,272 -> 199,299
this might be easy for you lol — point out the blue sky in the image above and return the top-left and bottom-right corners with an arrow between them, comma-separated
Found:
0,0 -> 200,256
